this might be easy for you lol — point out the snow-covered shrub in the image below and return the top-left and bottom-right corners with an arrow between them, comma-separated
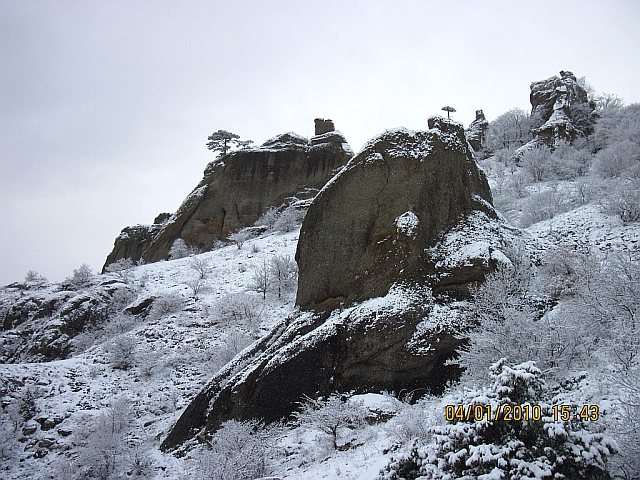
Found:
229,228 -> 253,249
255,205 -> 279,230
211,330 -> 254,370
595,140 -> 640,179
273,204 -> 305,232
105,333 -> 136,370
71,397 -> 135,480
214,292 -> 262,327
388,395 -> 439,444
460,262 -> 587,383
485,108 -> 533,152
185,276 -> 207,299
603,178 -> 640,224
194,419 -> 280,480
611,369 -> 640,479
576,251 -> 640,372
380,360 -> 617,480
104,257 -> 134,283
67,263 -> 94,287
521,145 -> 553,182
189,256 -> 212,279
251,260 -> 270,299
169,238 -> 199,259
269,254 -> 298,299
148,292 -> 184,320
292,393 -> 368,450
520,187 -> 572,227
24,270 -> 47,285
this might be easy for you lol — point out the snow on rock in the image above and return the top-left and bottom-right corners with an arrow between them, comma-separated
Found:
395,211 -> 419,238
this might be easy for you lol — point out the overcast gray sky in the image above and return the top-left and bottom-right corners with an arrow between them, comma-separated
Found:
1,0 -> 639,285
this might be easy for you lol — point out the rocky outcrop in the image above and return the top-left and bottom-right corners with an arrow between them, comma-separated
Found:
0,281 -> 131,362
103,121 -> 353,269
466,109 -> 489,151
516,71 -> 596,156
162,117 -> 520,451
296,116 -> 496,309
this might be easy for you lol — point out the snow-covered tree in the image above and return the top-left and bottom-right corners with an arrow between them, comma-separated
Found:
189,256 -> 212,279
104,257 -> 134,283
66,263 -> 94,287
206,130 -> 252,157
486,108 -> 533,152
169,238 -> 199,259
194,419 -> 280,480
381,360 -> 617,480
251,260 -> 270,299
269,254 -> 297,299
292,393 -> 368,450
229,228 -> 252,249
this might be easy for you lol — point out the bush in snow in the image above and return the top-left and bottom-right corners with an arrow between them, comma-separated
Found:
105,333 -> 136,370
228,228 -> 252,250
24,270 -> 47,285
273,204 -> 305,232
169,238 -> 199,259
104,257 -> 134,283
251,260 -> 270,300
189,256 -> 212,279
381,360 -> 617,480
594,140 -> 640,179
602,178 -> 640,224
67,263 -> 95,287
194,419 -> 281,480
70,397 -> 140,480
214,292 -> 262,327
292,393 -> 368,451
269,254 -> 298,299
147,292 -> 184,320
255,205 -> 279,230
519,186 -> 573,227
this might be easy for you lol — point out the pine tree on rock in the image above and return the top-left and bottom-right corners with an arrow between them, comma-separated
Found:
441,106 -> 456,119
206,130 -> 241,156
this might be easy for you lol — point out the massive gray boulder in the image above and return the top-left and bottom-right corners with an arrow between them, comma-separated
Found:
103,121 -> 352,270
296,116 -> 496,309
516,70 -> 596,157
161,116 -> 520,452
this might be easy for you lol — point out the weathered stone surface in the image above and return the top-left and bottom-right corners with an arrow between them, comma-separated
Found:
162,117 -> 520,452
466,109 -> 489,151
296,116 -> 495,309
516,71 -> 596,157
103,122 -> 352,268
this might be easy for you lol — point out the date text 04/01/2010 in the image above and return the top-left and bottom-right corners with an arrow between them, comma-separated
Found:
445,404 -> 600,422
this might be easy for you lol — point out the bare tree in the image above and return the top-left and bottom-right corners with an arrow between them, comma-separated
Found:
292,393 -> 368,450
269,255 -> 298,299
252,260 -> 270,299
190,256 -> 212,279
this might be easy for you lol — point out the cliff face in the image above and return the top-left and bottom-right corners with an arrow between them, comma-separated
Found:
103,121 -> 352,270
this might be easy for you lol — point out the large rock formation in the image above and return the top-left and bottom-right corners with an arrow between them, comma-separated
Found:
296,116 -> 496,309
465,109 -> 489,152
162,117 -> 520,451
516,71 -> 596,157
103,121 -> 352,270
